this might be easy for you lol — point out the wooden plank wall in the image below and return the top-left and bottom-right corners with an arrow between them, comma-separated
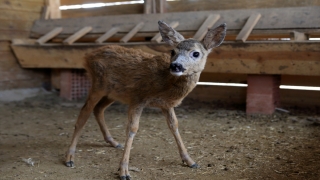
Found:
40,0 -> 320,107
0,0 -> 49,90
60,0 -> 320,18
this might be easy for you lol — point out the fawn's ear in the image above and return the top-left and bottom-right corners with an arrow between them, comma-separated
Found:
202,23 -> 227,50
158,21 -> 185,46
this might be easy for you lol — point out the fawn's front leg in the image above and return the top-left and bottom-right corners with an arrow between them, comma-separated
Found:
119,104 -> 144,180
162,108 -> 199,168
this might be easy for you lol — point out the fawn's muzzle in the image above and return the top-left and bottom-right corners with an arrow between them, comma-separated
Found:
170,63 -> 186,73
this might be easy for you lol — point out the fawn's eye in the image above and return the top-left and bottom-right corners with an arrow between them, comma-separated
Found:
193,52 -> 200,58
171,50 -> 176,57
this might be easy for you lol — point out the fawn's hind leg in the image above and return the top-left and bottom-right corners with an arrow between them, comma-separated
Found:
65,91 -> 105,167
93,96 -> 122,148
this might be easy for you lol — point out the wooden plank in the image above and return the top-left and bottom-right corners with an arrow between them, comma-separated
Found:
63,26 -> 92,45
33,7 -> 320,36
95,27 -> 119,44
0,0 -> 43,12
0,51 -> 48,82
61,4 -> 144,18
193,14 -> 220,41
166,0 -> 320,12
0,41 -> 11,51
11,41 -> 320,76
0,9 -> 41,21
40,5 -> 50,20
144,0 -> 152,14
236,13 -> 261,42
204,42 -> 320,75
30,29 -> 320,43
120,22 -> 144,43
48,0 -> 61,19
151,21 -> 179,43
61,0 -> 132,5
157,0 -> 165,13
36,27 -> 63,44
0,20 -> 33,31
0,30 -> 30,40
63,0 -> 319,8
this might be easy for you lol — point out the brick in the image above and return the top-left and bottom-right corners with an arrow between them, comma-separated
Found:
246,75 -> 281,115
59,69 -> 91,100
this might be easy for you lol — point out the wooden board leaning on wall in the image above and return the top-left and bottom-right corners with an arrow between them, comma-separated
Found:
32,6 -> 320,43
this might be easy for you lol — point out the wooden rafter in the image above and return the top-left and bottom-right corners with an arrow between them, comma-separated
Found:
236,13 -> 261,42
193,14 -> 220,41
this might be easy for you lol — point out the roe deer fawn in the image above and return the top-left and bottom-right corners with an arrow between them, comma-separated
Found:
65,21 -> 227,180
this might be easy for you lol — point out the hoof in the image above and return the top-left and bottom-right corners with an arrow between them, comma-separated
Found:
120,175 -> 131,180
65,161 -> 74,167
116,144 -> 124,149
190,163 -> 199,169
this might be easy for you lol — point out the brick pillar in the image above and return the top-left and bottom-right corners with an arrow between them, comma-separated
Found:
246,75 -> 281,115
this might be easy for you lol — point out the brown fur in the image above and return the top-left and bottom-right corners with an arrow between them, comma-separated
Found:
84,45 -> 196,108
65,21 -> 227,180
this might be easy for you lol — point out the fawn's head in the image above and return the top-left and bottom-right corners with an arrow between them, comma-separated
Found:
158,21 -> 227,76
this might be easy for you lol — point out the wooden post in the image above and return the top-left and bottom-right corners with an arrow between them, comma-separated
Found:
48,0 -> 61,19
120,22 -> 144,43
60,69 -> 72,100
151,21 -> 179,43
95,27 -> 119,44
156,0 -> 166,13
36,27 -> 63,44
193,14 -> 220,41
236,13 -> 261,42
40,6 -> 50,19
290,31 -> 308,41
63,26 -> 92,45
144,0 -> 152,14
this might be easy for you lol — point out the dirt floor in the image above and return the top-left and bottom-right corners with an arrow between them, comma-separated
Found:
0,93 -> 320,180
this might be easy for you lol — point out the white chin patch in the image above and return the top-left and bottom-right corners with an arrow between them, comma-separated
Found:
170,71 -> 183,76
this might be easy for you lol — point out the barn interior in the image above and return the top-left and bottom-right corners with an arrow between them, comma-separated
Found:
1,0 -> 320,179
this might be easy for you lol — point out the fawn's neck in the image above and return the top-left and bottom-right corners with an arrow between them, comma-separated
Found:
169,72 -> 201,96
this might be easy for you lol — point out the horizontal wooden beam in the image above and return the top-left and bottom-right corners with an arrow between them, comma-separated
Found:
31,7 -> 320,37
11,40 -> 320,76
204,42 -> 320,75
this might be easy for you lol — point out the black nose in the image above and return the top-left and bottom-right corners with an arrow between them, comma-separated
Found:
170,63 -> 185,72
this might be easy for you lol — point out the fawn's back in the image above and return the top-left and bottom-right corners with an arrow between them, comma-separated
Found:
84,45 -> 198,108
